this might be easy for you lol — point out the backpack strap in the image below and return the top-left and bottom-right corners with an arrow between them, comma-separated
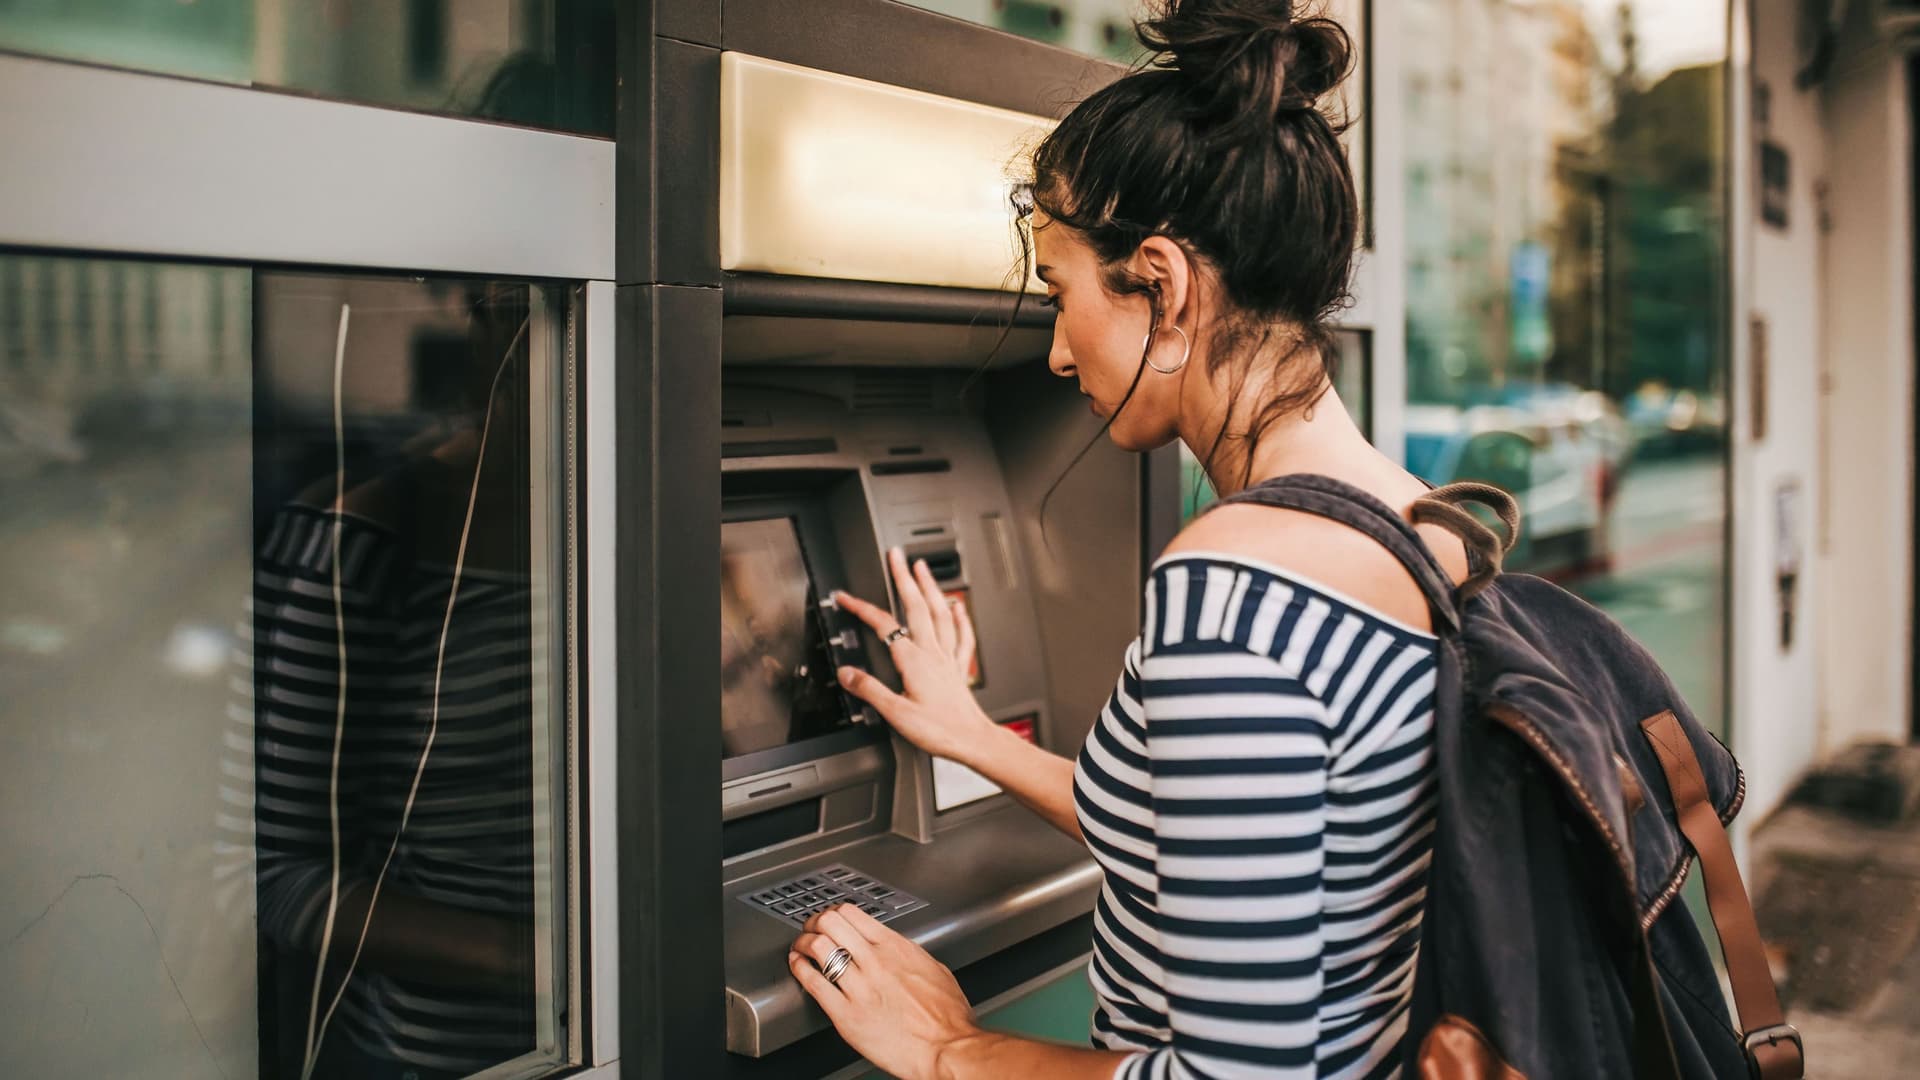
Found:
1641,711 -> 1805,1080
1210,473 -> 1465,633
1410,481 -> 1520,600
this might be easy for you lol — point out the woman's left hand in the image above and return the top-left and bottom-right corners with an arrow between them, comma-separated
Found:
790,903 -> 981,1080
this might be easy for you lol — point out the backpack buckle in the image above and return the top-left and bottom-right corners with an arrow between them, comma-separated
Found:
1742,1022 -> 1802,1077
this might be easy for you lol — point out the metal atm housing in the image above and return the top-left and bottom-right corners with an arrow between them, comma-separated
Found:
715,303 -> 1146,1066
613,20 -> 1148,1076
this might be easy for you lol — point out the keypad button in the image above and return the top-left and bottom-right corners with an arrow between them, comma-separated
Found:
739,867 -> 922,926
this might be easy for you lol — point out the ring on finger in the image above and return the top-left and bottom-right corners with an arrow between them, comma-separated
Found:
821,946 -> 854,985
885,626 -> 911,645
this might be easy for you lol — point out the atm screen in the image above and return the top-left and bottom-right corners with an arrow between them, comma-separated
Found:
720,516 -> 851,758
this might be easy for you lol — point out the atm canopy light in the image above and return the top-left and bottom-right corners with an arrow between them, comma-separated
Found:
720,52 -> 1052,294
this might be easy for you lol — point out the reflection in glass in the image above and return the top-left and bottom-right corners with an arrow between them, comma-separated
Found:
1401,0 -> 1729,729
0,0 -> 616,136
0,256 -> 572,1079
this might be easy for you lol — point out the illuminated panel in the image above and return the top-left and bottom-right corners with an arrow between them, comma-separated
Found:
720,52 -> 1051,292
931,714 -> 1040,813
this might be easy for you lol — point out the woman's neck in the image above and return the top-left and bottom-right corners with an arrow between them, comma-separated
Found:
1182,373 -> 1379,499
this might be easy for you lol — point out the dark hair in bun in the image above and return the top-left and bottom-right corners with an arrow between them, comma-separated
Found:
1026,1 -> 1357,481
1141,0 -> 1351,133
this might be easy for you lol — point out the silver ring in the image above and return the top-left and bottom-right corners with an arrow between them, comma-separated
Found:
885,626 -> 911,645
821,946 -> 854,985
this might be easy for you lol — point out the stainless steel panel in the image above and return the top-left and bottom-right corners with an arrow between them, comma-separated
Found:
0,53 -> 615,278
722,803 -> 1098,1056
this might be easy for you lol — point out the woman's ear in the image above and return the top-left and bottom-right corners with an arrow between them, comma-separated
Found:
1133,236 -> 1194,326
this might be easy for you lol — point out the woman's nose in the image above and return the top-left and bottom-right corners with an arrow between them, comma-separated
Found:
1046,324 -> 1075,378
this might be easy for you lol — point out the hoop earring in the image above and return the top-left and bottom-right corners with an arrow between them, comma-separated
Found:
1143,324 -> 1191,375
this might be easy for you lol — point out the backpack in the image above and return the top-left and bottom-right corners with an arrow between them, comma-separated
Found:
1211,474 -> 1805,1080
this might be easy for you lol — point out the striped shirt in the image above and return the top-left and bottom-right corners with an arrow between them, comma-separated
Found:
1073,553 -> 1440,1080
238,504 -> 540,1074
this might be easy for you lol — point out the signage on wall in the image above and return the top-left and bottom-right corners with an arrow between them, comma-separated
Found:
1775,478 -> 1804,651
1761,141 -> 1791,229
1756,80 -> 1790,229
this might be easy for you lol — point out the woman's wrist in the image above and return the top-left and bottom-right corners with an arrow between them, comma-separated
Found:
946,709 -> 1020,772
929,1026 -> 998,1080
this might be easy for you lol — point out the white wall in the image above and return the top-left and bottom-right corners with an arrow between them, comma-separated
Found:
1734,0 -> 1830,825
1816,16 -> 1914,759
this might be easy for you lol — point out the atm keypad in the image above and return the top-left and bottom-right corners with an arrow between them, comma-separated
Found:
739,863 -> 927,928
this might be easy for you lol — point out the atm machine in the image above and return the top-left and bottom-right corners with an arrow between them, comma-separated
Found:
698,51 -> 1151,1075
714,362 -> 1107,1058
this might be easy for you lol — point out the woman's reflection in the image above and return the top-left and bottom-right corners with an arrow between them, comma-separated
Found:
250,280 -> 539,1080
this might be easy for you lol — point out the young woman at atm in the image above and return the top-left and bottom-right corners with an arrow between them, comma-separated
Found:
790,2 -> 1468,1076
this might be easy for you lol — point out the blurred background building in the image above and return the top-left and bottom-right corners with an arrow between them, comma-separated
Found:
2,0 -> 1916,1075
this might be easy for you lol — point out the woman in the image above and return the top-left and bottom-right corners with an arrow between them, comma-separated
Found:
789,2 -> 1468,1076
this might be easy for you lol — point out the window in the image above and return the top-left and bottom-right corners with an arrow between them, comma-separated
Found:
1400,0 -> 1731,730
0,255 -> 577,1079
0,0 -> 615,136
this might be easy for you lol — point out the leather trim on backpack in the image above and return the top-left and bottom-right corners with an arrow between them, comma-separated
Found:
1641,711 -> 1805,1080
1417,1015 -> 1526,1080
1640,758 -> 1747,932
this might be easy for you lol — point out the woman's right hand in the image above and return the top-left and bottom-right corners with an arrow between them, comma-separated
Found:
832,548 -> 996,764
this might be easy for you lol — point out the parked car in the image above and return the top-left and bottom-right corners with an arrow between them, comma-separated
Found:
1404,402 -> 1612,576
1625,382 -> 1727,458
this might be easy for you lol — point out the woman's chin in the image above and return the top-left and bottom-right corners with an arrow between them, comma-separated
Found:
1105,421 -> 1178,454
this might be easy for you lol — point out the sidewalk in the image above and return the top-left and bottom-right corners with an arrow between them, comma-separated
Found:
1748,758 -> 1920,1076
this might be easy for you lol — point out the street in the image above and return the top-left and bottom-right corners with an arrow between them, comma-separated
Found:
1561,453 -> 1730,734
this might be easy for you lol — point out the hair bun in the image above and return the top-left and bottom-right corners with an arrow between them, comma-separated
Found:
1139,1 -> 1353,128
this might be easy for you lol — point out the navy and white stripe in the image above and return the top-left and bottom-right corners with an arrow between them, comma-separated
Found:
1073,554 -> 1439,1079
235,504 -> 539,1073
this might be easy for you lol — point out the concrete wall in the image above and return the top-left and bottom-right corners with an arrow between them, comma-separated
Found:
1816,13 -> 1914,759
1735,0 -> 1831,825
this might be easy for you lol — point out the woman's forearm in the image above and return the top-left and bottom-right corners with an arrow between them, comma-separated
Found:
952,722 -> 1083,842
326,882 -> 527,992
935,1030 -> 1127,1080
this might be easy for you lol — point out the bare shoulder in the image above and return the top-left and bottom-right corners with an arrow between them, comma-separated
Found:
1163,498 -> 1466,633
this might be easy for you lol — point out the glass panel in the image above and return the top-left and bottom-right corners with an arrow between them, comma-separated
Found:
0,0 -> 615,136
1401,0 -> 1730,731
906,0 -> 1369,239
1179,329 -> 1368,524
0,254 -> 575,1078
